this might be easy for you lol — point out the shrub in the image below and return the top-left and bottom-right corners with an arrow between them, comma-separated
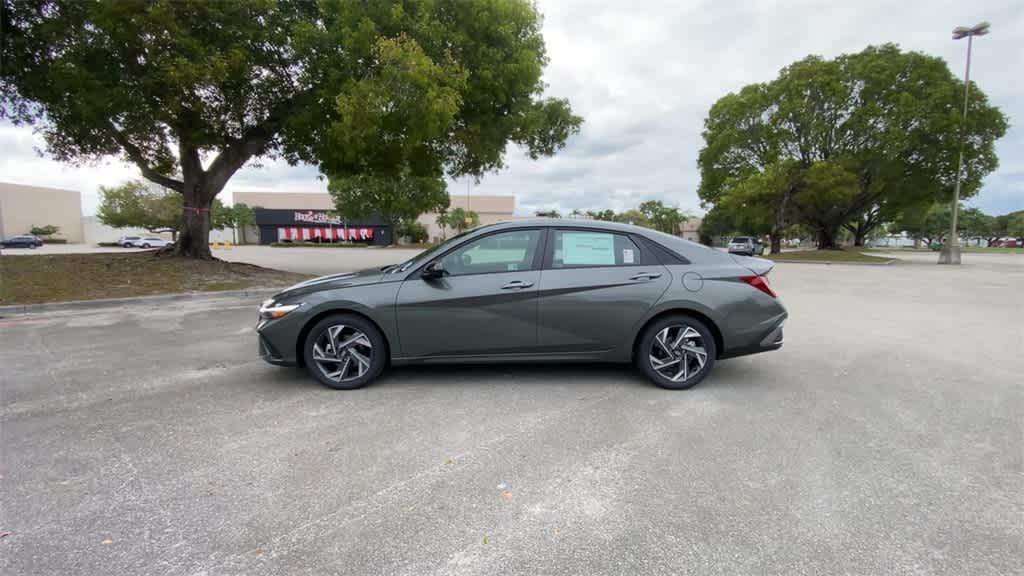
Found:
398,220 -> 428,243
30,224 -> 60,237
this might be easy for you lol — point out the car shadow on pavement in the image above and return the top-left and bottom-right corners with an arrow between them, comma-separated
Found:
381,362 -> 651,389
255,359 -> 773,392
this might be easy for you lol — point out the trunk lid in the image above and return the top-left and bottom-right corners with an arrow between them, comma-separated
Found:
730,254 -> 774,276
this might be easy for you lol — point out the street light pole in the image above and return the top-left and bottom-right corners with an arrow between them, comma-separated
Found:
939,21 -> 990,265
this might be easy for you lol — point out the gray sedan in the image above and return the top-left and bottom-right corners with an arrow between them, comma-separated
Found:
257,219 -> 787,389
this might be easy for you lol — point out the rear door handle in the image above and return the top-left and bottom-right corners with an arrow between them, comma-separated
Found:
630,272 -> 662,281
501,280 -> 534,289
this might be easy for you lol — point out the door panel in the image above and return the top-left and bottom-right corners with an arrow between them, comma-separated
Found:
395,272 -> 541,357
536,267 -> 669,352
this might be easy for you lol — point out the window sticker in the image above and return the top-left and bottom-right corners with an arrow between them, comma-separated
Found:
623,248 -> 635,264
562,232 -> 614,265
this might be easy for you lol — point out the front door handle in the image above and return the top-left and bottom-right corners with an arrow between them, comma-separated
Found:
501,280 -> 534,289
630,272 -> 662,281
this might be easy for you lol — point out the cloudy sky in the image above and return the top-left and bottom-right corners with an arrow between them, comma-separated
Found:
1,0 -> 1021,216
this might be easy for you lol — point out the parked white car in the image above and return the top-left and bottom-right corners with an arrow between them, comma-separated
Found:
118,235 -> 172,248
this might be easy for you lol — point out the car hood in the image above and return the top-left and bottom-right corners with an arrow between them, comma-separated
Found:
274,267 -> 386,301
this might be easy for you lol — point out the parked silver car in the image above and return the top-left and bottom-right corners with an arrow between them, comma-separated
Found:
118,235 -> 172,248
727,236 -> 765,256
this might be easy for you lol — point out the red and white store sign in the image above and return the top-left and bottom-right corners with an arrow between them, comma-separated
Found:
277,227 -> 375,241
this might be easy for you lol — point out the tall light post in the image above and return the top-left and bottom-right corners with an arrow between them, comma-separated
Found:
939,21 -> 990,265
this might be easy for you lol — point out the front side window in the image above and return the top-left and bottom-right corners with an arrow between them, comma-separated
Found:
439,229 -> 542,277
551,230 -> 641,268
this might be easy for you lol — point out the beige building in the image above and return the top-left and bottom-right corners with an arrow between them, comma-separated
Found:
0,182 -> 84,242
417,194 -> 516,240
232,191 -> 516,243
679,216 -> 703,243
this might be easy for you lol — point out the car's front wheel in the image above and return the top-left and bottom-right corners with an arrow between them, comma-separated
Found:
637,315 -> 717,389
302,314 -> 387,389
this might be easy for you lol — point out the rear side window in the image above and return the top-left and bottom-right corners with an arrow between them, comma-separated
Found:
550,230 -> 642,268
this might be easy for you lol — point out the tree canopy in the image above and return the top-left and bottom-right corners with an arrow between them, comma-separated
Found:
2,0 -> 581,257
698,44 -> 1007,251
637,200 -> 688,234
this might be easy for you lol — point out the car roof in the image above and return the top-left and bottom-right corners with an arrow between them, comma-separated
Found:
484,218 -> 657,234
467,218 -> 733,265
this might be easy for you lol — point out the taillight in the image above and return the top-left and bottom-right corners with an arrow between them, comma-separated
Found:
741,275 -> 776,298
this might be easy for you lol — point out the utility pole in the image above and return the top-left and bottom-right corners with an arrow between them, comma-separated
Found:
939,21 -> 990,265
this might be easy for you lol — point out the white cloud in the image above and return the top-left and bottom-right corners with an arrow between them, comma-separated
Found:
3,0 -> 1022,216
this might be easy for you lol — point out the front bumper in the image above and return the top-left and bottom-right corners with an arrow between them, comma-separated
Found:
258,332 -> 295,366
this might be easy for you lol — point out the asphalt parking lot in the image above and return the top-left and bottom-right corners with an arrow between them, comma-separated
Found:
1,252 -> 1021,575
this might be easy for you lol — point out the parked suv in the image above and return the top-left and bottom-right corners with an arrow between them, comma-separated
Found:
727,236 -> 765,256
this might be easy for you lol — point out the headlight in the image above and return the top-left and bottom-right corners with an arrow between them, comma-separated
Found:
259,300 -> 301,319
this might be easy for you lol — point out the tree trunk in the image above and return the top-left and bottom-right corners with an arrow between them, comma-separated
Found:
853,229 -> 867,247
176,190 -> 214,258
816,227 -> 839,250
770,235 -> 782,254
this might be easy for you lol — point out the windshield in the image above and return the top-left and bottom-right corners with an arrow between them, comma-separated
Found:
387,228 -> 476,274
731,237 -> 751,243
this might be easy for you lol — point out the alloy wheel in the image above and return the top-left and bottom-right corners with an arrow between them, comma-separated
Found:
649,324 -> 709,383
311,324 -> 373,384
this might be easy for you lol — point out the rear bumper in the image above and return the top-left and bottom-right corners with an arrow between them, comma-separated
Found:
719,315 -> 786,359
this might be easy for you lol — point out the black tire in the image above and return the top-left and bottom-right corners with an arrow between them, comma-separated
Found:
636,315 -> 717,390
302,313 -> 387,390
142,243 -> 150,248
123,243 -> 132,248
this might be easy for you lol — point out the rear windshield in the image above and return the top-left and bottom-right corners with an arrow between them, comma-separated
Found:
731,237 -> 751,243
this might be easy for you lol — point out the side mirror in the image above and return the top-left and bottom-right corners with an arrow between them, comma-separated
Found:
421,261 -> 446,279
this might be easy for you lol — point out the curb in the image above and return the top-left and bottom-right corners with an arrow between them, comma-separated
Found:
0,287 -> 281,316
769,258 -> 896,266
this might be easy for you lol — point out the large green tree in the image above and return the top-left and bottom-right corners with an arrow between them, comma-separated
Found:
2,0 -> 581,258
638,200 -> 688,234
699,44 -> 1007,249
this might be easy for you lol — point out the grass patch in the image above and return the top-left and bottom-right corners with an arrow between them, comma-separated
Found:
0,252 -> 311,305
764,249 -> 894,264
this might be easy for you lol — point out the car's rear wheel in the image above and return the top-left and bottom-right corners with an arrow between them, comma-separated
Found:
142,243 -> 150,248
302,314 -> 386,390
637,315 -> 717,389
